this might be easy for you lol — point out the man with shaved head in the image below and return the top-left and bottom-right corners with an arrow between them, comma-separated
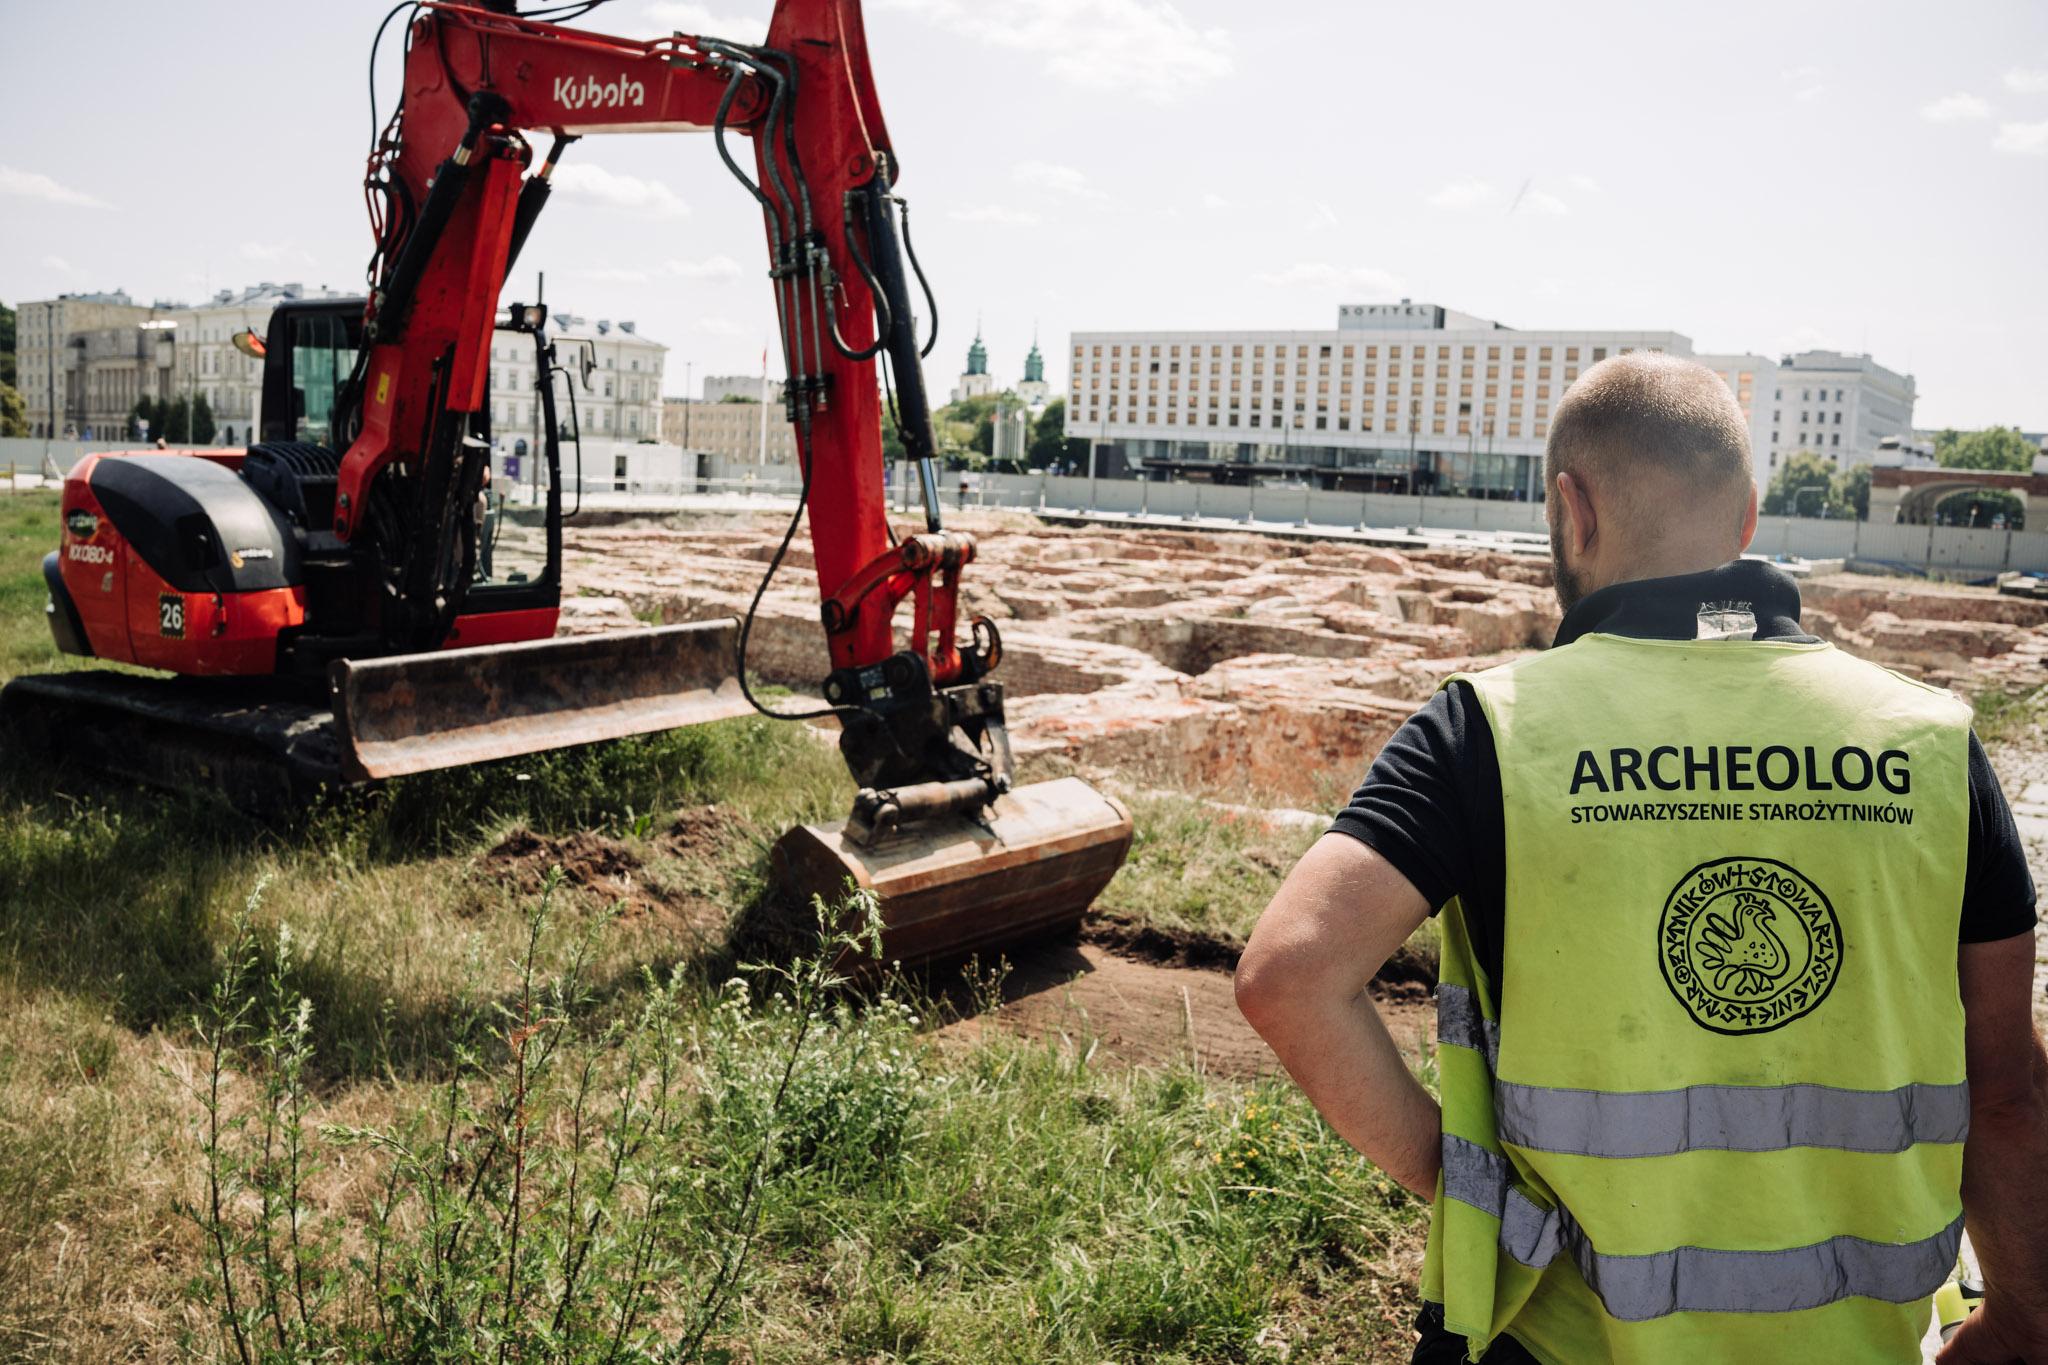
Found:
1239,353 -> 2047,1363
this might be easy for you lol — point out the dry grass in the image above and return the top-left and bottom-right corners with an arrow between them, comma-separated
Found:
0,490 -> 1429,1361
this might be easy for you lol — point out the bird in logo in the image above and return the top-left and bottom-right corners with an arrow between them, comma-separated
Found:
1696,891 -> 1791,997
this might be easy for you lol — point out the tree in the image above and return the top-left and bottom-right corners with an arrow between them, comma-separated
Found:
1027,397 -> 1090,471
1832,463 -> 1871,520
0,382 -> 27,438
1762,450 -> 1847,518
1935,488 -> 2024,529
131,397 -> 155,440
162,396 -> 191,444
191,393 -> 217,444
1935,426 -> 2034,473
931,392 -> 1001,468
0,301 -> 15,389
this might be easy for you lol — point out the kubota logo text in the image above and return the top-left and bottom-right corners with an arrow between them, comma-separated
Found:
553,73 -> 645,110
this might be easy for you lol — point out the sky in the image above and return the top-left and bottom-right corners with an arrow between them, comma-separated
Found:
2,0 -> 2044,430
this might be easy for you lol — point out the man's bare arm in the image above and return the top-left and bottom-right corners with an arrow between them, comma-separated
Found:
1938,930 -> 2048,1364
1235,832 -> 1440,1197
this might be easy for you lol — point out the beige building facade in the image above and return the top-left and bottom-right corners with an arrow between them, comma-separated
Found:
18,292 -> 153,438
662,398 -> 799,464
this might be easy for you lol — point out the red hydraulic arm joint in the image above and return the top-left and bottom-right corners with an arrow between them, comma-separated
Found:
822,531 -> 987,686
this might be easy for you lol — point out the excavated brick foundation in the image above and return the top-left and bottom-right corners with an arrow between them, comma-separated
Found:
557,509 -> 2043,808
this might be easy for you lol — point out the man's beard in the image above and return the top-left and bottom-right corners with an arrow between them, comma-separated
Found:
1549,527 -> 1587,614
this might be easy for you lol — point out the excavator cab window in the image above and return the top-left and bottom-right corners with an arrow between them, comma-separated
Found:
289,312 -> 354,448
258,299 -> 365,448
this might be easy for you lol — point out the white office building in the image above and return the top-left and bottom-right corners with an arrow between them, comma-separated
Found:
1695,352 -> 1778,491
700,373 -> 783,404
1067,302 -> 1695,497
1764,351 -> 1916,471
486,313 -> 666,459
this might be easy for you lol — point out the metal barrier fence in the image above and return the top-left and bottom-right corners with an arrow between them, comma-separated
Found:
16,437 -> 2043,578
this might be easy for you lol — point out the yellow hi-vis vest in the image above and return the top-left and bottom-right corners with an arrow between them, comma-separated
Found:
1421,632 -> 1972,1365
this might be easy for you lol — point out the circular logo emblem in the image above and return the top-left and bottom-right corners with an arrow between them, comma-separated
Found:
1658,857 -> 1841,1035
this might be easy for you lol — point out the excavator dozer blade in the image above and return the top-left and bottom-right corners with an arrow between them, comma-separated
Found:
768,776 -> 1134,969
334,619 -> 752,781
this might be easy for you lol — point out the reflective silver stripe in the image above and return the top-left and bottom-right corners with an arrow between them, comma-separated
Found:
1495,1079 -> 1970,1158
1441,1133 -> 1509,1216
1517,1200 -> 1964,1322
1436,984 -> 1500,1068
1440,1138 -> 1962,1320
1501,1188 -> 1561,1268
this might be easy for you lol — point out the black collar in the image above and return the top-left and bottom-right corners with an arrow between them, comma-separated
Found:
1553,560 -> 1814,648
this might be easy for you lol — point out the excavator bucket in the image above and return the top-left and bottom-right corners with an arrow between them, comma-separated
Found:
769,776 -> 1134,969
333,619 -> 752,780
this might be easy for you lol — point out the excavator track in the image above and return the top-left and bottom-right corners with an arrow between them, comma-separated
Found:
0,620 -> 750,810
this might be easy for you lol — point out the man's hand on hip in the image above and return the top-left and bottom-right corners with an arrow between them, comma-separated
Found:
1235,832 -> 1440,1198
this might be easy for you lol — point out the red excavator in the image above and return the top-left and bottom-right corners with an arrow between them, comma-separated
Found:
1,0 -> 1131,963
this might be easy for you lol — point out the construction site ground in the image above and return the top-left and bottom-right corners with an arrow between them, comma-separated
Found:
558,505 -> 2048,1043
2,491 -> 2043,1360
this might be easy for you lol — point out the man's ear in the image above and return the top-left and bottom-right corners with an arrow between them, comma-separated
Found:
1737,481 -> 1759,553
1555,469 -> 1597,558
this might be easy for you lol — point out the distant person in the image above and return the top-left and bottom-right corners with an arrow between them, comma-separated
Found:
1237,353 -> 2047,1364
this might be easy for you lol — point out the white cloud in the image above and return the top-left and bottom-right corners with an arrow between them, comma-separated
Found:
1993,120 -> 2048,155
1250,263 -> 1403,296
1427,178 -> 1494,209
1920,92 -> 1991,123
642,1 -> 767,42
576,267 -> 653,284
1772,323 -> 1840,357
665,254 -> 744,280
1,165 -> 108,208
1201,192 -> 1231,211
694,316 -> 745,337
1303,201 -> 1339,232
240,240 -> 317,265
878,0 -> 1231,103
42,254 -> 78,275
947,204 -> 1040,225
2004,67 -> 2048,94
548,163 -> 690,218
1781,65 -> 1828,103
1013,160 -> 1103,199
1567,173 -> 1601,194
1517,188 -> 1569,216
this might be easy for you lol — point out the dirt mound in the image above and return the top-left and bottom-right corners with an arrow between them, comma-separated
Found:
485,828 -> 646,904
482,806 -> 735,936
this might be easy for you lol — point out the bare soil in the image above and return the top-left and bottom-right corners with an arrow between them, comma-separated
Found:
936,924 -> 1437,1081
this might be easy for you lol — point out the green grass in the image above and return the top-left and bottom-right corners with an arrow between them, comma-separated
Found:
0,487 -> 1428,1361
1099,792 -> 1321,944
1971,683 -> 2048,750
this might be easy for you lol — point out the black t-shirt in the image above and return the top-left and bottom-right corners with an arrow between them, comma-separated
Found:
1331,560 -> 2039,993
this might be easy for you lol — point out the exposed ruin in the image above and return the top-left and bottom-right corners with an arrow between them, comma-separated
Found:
557,507 -> 2048,806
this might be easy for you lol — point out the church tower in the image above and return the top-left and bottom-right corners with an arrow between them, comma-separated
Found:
950,315 -> 997,403
1016,325 -> 1050,409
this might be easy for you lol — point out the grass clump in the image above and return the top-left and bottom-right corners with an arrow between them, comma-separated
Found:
1099,792 -> 1320,944
180,878 -> 909,1362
